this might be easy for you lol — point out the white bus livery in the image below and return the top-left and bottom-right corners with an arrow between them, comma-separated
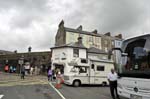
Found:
112,34 -> 150,99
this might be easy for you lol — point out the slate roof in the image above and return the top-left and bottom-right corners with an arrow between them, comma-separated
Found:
0,50 -> 13,55
51,42 -> 86,49
64,27 -> 103,37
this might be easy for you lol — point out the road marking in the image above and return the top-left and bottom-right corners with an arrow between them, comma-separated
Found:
48,82 -> 66,99
0,95 -> 4,99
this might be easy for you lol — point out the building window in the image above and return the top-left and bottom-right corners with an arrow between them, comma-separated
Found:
112,41 -> 114,45
117,42 -> 121,47
97,66 -> 105,71
105,47 -> 108,52
73,49 -> 79,57
96,37 -> 100,43
89,36 -> 93,42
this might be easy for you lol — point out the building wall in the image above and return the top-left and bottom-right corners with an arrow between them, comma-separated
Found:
55,21 -> 123,53
66,31 -> 102,50
88,53 -> 109,61
52,47 -> 87,64
101,36 -> 113,52
0,52 -> 51,72
66,32 -> 79,44
55,27 -> 66,46
52,47 -> 71,63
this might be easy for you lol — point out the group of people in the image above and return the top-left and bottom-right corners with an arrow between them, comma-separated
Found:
47,68 -> 62,82
20,65 -> 35,79
4,64 -> 16,73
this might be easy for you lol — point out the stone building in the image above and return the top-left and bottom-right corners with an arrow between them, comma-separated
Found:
55,20 -> 123,53
0,51 -> 51,73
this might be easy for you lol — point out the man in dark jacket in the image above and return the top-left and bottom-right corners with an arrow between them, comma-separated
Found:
21,65 -> 25,79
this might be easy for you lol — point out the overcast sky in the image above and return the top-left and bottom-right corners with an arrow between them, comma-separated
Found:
0,0 -> 150,52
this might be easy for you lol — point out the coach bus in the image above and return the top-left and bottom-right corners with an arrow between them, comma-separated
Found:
112,34 -> 150,99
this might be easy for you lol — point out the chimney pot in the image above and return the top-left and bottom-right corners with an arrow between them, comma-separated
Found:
104,32 -> 111,36
92,29 -> 98,34
115,34 -> 122,39
77,25 -> 82,31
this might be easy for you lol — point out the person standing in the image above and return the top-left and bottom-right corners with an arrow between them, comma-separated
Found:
107,68 -> 120,99
9,65 -> 13,73
52,69 -> 56,80
4,64 -> 9,73
21,65 -> 25,79
30,66 -> 34,76
47,68 -> 52,81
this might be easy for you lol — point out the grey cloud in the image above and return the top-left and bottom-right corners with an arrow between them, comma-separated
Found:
0,0 -> 150,52
64,0 -> 150,37
0,0 -> 49,29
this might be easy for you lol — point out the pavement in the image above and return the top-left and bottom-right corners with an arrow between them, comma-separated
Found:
0,72 -> 128,99
0,72 -> 62,99
0,72 -> 48,87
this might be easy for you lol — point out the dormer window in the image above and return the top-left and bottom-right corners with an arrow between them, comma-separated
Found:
73,48 -> 79,57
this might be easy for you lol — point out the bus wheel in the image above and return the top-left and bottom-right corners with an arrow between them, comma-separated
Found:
73,80 -> 81,87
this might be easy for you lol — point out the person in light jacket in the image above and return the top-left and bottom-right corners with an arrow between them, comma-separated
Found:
107,68 -> 120,99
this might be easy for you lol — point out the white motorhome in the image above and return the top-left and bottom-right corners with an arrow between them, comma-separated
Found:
64,58 -> 114,87
51,39 -> 114,86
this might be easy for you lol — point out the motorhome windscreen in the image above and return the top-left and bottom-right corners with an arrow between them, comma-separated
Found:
119,38 -> 150,78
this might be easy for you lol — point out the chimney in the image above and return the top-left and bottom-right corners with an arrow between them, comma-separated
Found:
115,34 -> 122,39
78,37 -> 83,44
92,29 -> 98,34
28,46 -> 32,52
104,32 -> 111,36
59,20 -> 64,28
14,50 -> 17,53
77,25 -> 82,31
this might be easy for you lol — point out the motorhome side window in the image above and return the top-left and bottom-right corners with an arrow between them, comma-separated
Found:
97,66 -> 105,71
79,67 -> 87,73
73,48 -> 79,57
81,59 -> 88,63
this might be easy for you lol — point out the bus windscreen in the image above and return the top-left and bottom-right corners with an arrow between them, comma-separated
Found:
119,38 -> 150,78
